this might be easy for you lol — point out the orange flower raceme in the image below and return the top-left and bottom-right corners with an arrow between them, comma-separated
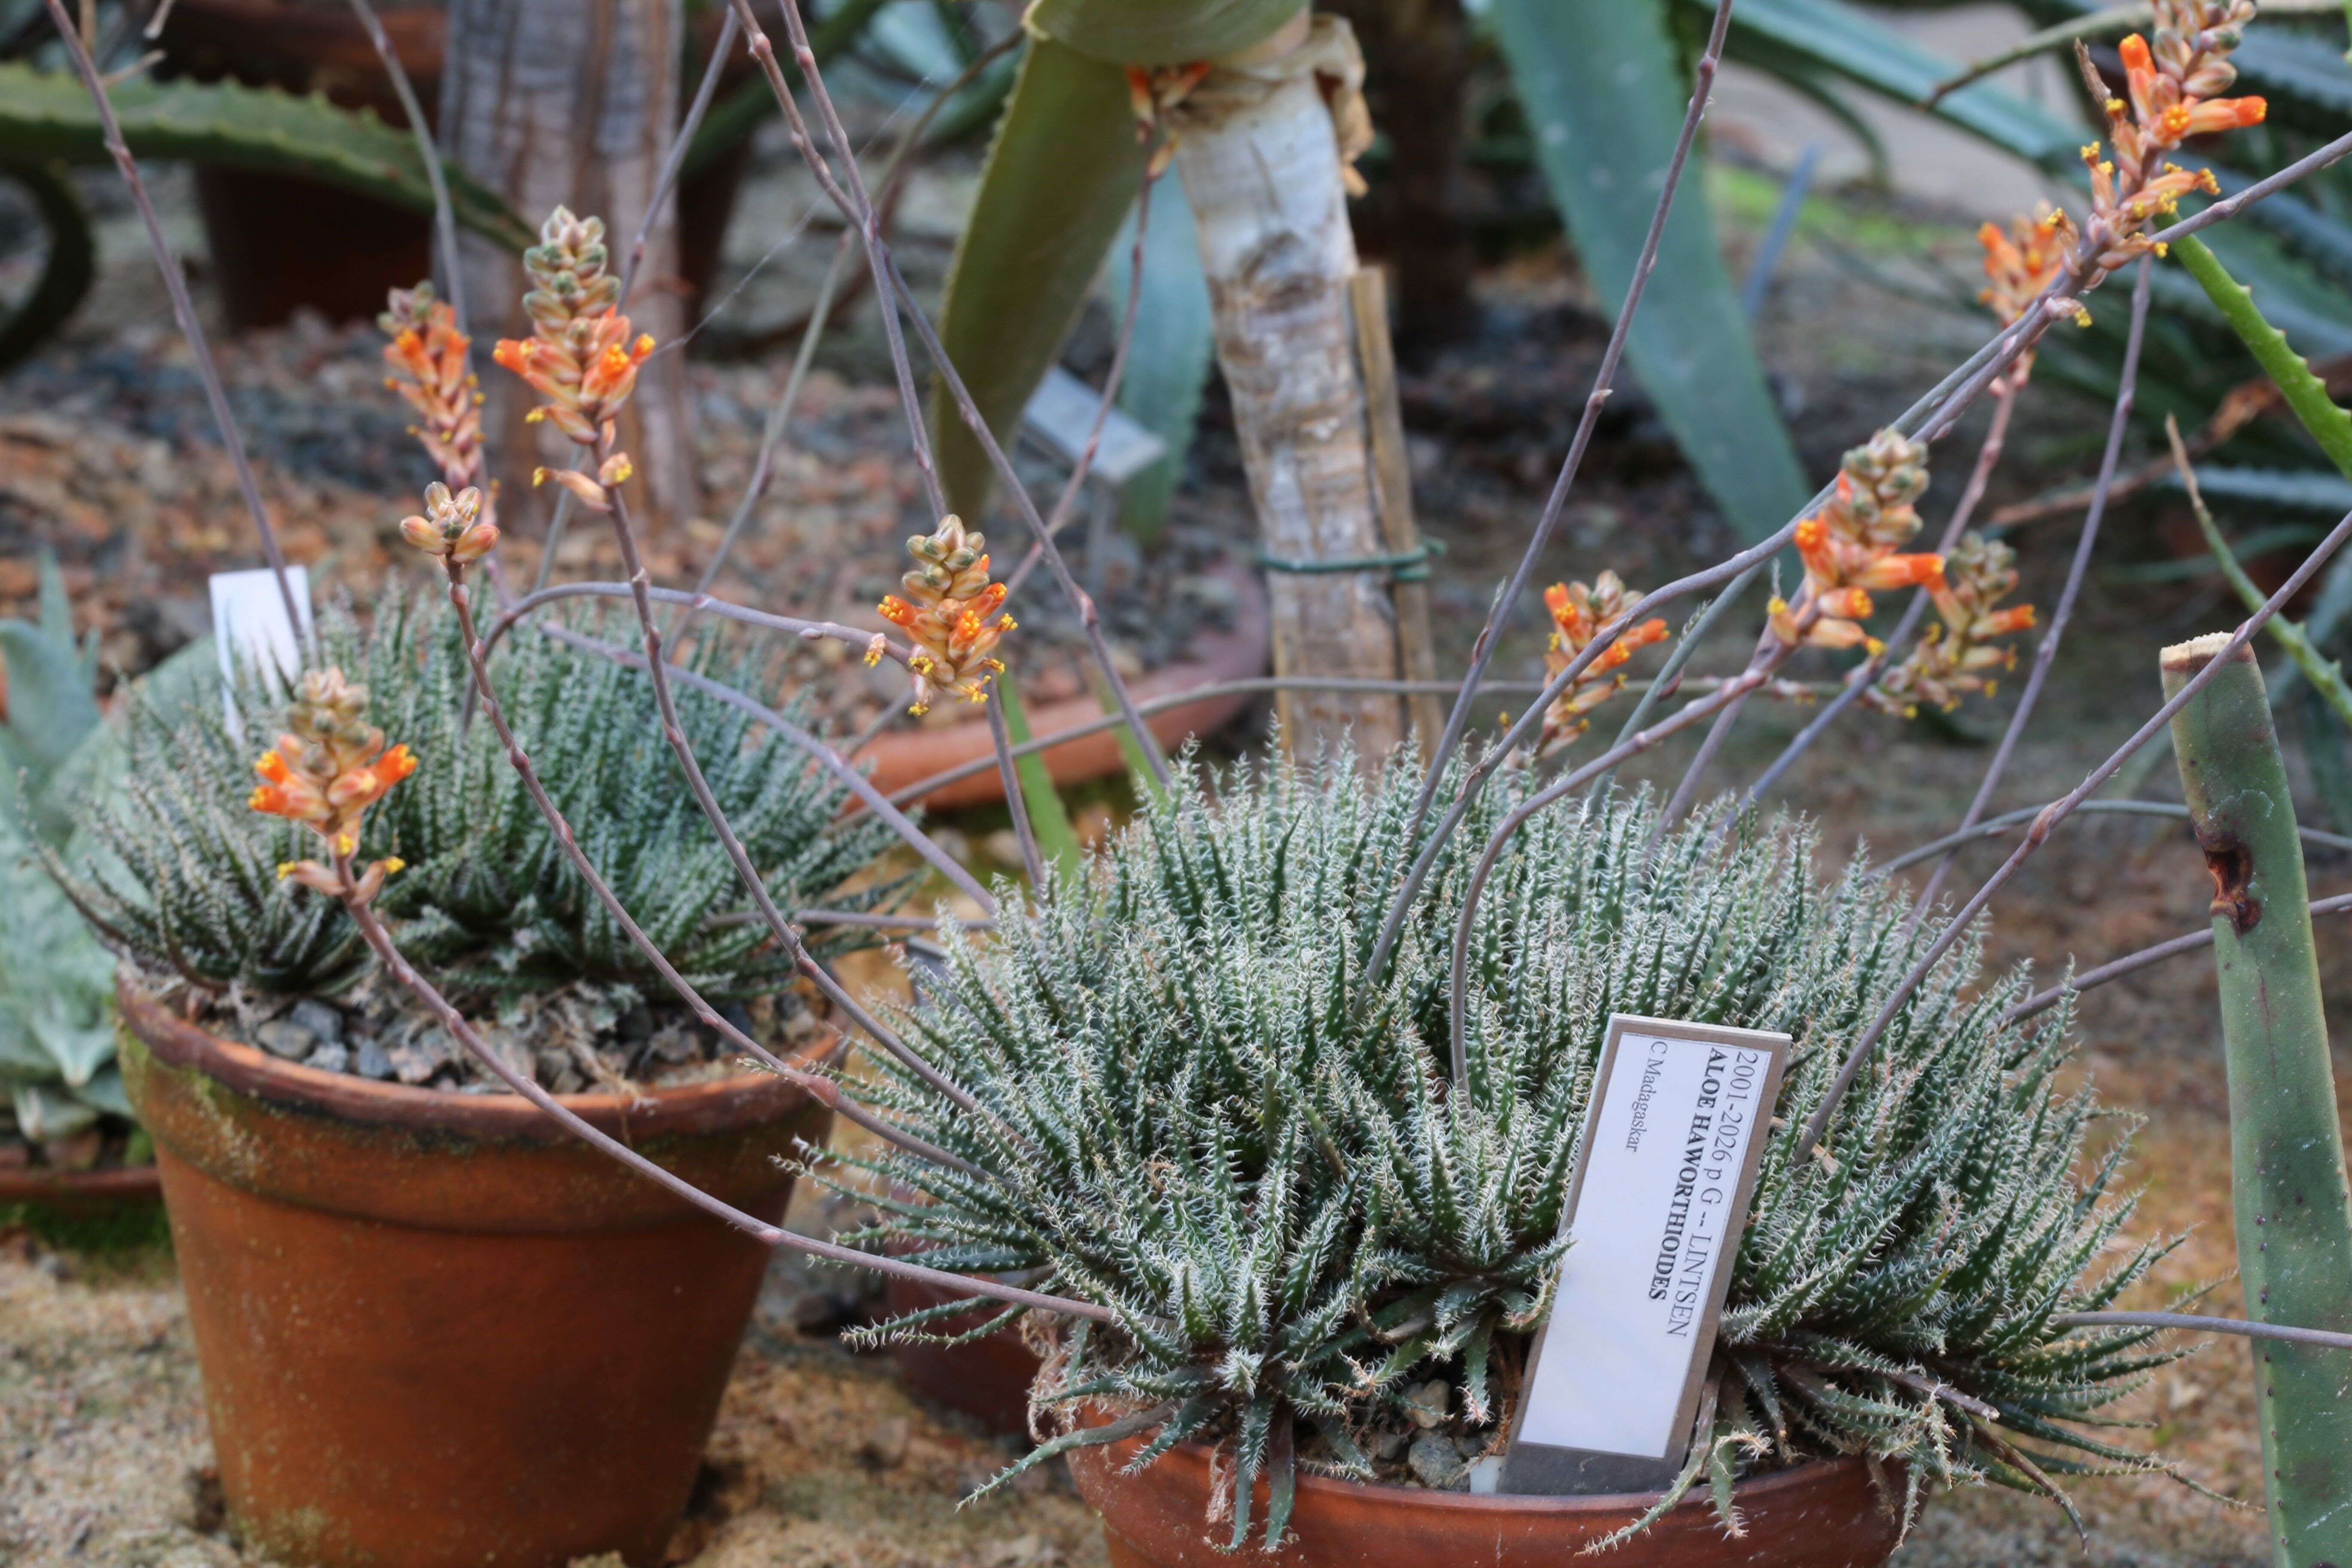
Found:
379,282 -> 486,497
2071,2 -> 2263,282
492,207 -> 654,456
1772,431 -> 1945,654
248,667 -> 415,904
1536,573 -> 1669,753
1871,533 -> 2038,717
876,514 -> 1016,715
1977,206 -> 2073,384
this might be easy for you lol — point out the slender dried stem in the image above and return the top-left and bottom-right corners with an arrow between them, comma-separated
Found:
2146,129 -> 2352,250
481,580 -> 911,666
723,0 -> 1169,790
40,0 -> 305,646
538,622 -> 993,908
344,0 -> 467,338
1880,799 -> 2352,878
1909,260 -> 2153,925
1006,159 -> 1156,600
1795,502 -> 2352,1161
2051,1310 -> 2352,1352
440,555 -> 997,1130
671,231 -> 853,642
1407,0 -> 1741,839
336,865 -> 1108,1319
2005,893 -> 2352,1023
621,4 -> 741,303
987,691 -> 1046,891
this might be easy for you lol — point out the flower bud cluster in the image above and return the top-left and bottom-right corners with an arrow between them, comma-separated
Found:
1870,533 -> 2037,717
1774,431 -> 1946,654
492,206 -> 655,450
1536,572 -> 1669,753
379,282 -> 487,498
876,514 -> 1016,715
398,481 -> 500,564
247,667 -> 415,903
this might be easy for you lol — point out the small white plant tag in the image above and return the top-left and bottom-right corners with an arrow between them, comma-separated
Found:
209,567 -> 312,738
1498,1013 -> 1788,1495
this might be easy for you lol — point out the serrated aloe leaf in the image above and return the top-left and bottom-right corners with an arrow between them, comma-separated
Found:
0,63 -> 530,250
1489,0 -> 1809,541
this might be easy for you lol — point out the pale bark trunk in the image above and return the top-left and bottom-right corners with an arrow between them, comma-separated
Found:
1171,15 -> 1406,763
442,0 -> 691,535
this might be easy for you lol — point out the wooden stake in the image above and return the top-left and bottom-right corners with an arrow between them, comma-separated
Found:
1349,266 -> 1442,756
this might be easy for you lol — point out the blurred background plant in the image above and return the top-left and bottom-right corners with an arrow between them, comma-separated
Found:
0,555 -> 135,1170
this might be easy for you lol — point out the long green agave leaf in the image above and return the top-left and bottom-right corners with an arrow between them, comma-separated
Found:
0,64 -> 530,250
930,34 -> 1142,522
1104,173 -> 1216,544
1489,0 -> 1809,541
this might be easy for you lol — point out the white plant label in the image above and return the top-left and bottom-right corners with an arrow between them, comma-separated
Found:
210,567 -> 312,738
1498,1014 -> 1788,1495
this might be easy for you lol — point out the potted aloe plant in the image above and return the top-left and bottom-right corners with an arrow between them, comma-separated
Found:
52,586 -> 906,1568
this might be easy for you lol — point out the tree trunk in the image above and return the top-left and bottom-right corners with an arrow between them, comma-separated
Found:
1171,14 -> 1408,762
441,0 -> 691,538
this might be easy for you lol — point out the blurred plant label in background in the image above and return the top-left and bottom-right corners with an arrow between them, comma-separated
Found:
209,567 -> 311,738
1497,1015 -> 1787,1496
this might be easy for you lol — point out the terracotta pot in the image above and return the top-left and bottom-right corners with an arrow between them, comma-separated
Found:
884,1269 -> 1044,1436
862,560 -> 1273,810
154,0 -> 752,329
1067,1421 -> 1902,1568
0,1161 -> 161,1212
118,974 -> 833,1568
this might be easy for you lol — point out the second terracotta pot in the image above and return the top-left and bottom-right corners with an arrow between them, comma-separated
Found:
119,975 -> 833,1568
1067,1418 -> 1902,1568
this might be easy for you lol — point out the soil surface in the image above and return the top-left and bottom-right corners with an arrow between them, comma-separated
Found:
3,70 -> 2343,1568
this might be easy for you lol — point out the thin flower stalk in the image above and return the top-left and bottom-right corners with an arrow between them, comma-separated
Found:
1910,259 -> 2155,924
346,0 -> 467,337
1798,500 -> 2352,1159
721,0 -> 1170,787
2006,894 -> 2352,1023
480,580 -> 914,670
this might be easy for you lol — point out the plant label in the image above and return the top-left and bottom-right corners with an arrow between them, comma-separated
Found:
210,567 -> 312,738
1498,1014 -> 1788,1496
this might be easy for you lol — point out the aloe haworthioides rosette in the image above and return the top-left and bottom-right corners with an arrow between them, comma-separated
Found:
2163,632 -> 2352,1565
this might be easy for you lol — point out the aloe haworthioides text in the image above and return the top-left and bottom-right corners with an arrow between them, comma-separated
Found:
2164,633 -> 2352,1565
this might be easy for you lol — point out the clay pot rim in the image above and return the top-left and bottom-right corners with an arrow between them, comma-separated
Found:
1078,1409 -> 1869,1516
118,969 -> 842,1143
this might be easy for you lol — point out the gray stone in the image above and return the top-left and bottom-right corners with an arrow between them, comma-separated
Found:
352,1040 -> 395,1081
286,1000 -> 343,1045
1373,1429 -> 1408,1461
1406,1432 -> 1467,1490
386,1043 -> 441,1085
1403,1378 -> 1449,1430
253,1021 -> 316,1060
303,1042 -> 350,1075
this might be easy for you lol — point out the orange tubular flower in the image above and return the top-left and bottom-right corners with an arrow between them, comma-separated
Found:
1534,572 -> 1671,754
878,515 -> 1017,714
247,668 -> 415,904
